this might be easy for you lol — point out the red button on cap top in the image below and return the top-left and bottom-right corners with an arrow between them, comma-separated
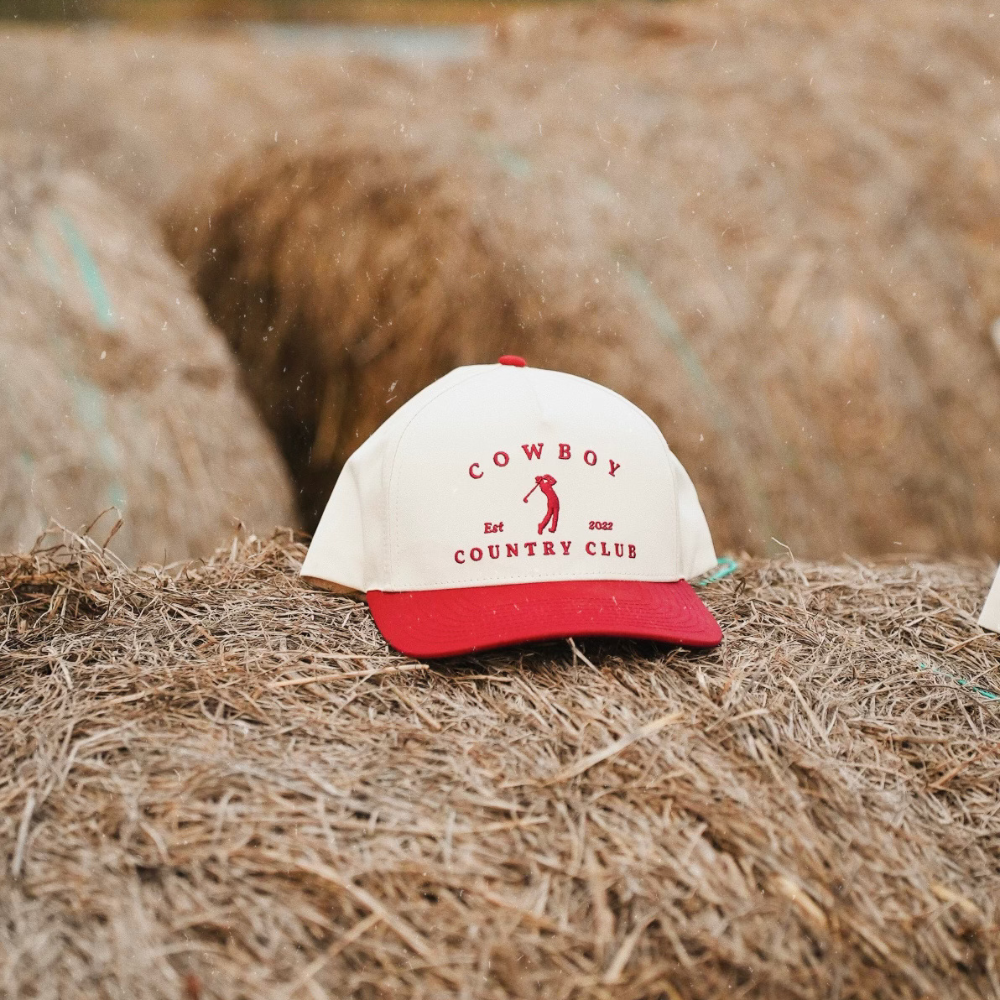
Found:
498,355 -> 527,367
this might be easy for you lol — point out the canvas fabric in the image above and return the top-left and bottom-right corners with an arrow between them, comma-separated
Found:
302,363 -> 717,593
981,566 -> 1000,634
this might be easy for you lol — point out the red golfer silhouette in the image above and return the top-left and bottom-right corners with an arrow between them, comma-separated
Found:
523,473 -> 560,534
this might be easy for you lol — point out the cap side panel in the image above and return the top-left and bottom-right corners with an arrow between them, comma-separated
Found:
300,459 -> 366,590
303,365 -> 491,592
568,371 -> 716,580
565,374 -> 706,575
672,451 -> 718,579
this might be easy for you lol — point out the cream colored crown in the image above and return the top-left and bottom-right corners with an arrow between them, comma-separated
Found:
302,364 -> 717,593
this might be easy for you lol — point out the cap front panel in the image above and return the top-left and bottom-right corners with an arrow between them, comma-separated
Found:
383,367 -> 681,591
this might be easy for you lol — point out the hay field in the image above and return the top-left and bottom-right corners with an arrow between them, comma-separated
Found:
2,530 -> 999,998
169,0 -> 1000,559
0,162 -> 296,563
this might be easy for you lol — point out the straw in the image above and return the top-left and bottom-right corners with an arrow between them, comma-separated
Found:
2,527 -> 999,997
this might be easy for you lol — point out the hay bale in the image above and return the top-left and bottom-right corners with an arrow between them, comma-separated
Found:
0,161 -> 296,563
168,0 -> 1000,557
2,528 -> 999,996
0,25 -> 417,210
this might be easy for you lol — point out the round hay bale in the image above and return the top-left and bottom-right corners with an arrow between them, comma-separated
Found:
168,0 -> 1000,559
3,529 -> 1000,997
0,161 -> 296,563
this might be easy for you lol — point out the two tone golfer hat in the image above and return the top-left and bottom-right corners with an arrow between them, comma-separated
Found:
301,356 -> 723,658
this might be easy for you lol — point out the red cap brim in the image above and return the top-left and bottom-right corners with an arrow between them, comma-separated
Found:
366,578 -> 722,659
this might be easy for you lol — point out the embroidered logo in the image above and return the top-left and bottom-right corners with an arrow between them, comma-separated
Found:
453,440 -> 638,566
523,474 -> 560,535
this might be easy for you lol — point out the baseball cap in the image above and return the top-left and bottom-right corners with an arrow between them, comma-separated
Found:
301,356 -> 722,658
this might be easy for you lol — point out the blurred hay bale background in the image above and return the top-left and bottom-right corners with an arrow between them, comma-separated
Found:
0,160 -> 296,562
2,529 -> 998,996
0,26 -> 418,210
168,0 -> 1000,558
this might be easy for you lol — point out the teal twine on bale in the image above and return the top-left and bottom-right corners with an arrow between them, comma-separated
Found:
918,662 -> 1000,702
472,134 -> 533,180
695,557 -> 739,586
53,209 -> 115,329
34,208 -> 129,516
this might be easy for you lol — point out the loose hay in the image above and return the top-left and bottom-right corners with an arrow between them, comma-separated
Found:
0,162 -> 296,563
2,530 -> 999,998
168,0 -> 1000,556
